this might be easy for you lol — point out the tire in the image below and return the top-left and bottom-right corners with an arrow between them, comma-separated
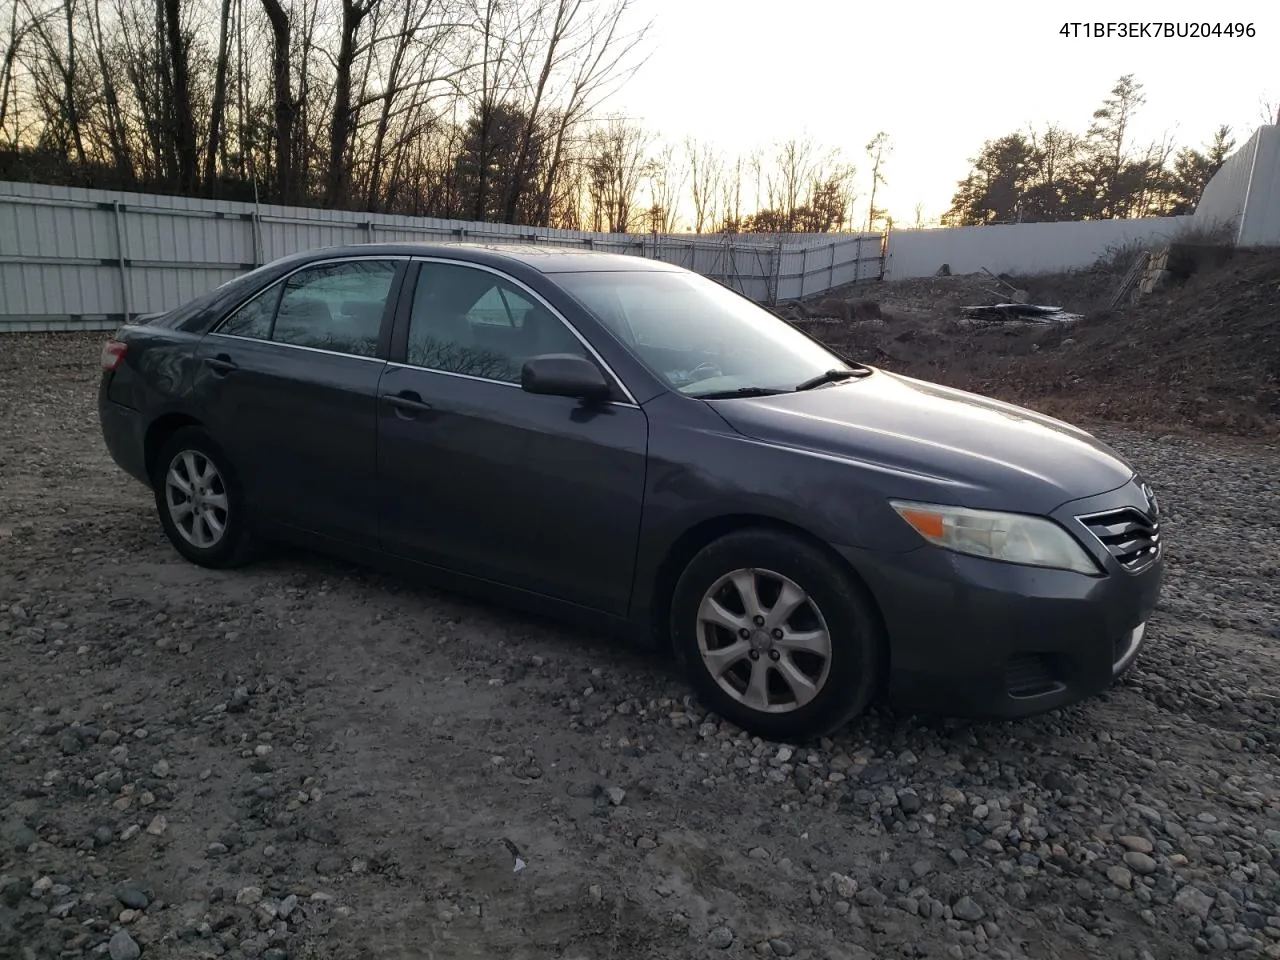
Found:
152,426 -> 256,569
671,528 -> 884,741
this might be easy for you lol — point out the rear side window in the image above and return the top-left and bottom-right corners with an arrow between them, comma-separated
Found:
215,259 -> 399,358
219,286 -> 280,339
274,261 -> 397,356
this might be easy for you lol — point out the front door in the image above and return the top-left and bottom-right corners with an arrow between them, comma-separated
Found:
375,259 -> 648,616
193,256 -> 405,548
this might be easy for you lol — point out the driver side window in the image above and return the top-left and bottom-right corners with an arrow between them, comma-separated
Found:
405,262 -> 589,383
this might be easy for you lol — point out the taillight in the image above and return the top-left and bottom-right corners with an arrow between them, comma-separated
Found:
101,339 -> 127,372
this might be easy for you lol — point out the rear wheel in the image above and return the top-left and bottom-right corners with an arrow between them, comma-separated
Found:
671,528 -> 884,740
152,427 -> 256,569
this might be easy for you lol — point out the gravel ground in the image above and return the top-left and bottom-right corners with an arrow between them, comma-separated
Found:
2,332 -> 1278,960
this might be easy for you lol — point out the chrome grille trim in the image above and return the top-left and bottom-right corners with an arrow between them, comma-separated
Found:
1076,506 -> 1161,572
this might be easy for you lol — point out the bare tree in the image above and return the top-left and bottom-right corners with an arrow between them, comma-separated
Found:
533,0 -> 650,225
203,0 -> 233,191
764,137 -> 845,230
0,0 -> 31,140
584,114 -> 646,231
364,0 -> 466,211
325,0 -> 380,205
642,139 -> 684,232
0,0 -> 654,219
718,154 -> 742,232
502,0 -> 573,223
864,130 -> 889,231
762,136 -> 835,230
765,139 -> 807,224
161,0 -> 198,190
685,136 -> 722,233
260,0 -> 295,201
462,0 -> 521,219
1261,93 -> 1279,126
21,0 -> 87,161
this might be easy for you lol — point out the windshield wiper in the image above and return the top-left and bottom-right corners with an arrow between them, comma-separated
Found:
694,386 -> 789,399
794,367 -> 871,391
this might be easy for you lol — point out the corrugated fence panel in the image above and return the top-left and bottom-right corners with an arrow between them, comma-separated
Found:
4,262 -> 121,315
0,181 -> 891,328
0,198 -> 115,260
126,266 -> 239,314
1193,126 -> 1267,240
883,217 -> 1196,280
261,220 -> 335,261
1234,126 -> 1280,246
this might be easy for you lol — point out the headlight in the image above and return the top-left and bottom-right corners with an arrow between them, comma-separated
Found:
889,500 -> 1100,575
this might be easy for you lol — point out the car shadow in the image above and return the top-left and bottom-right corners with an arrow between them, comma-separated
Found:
251,539 -> 683,679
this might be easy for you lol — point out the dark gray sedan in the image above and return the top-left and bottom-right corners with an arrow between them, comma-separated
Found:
98,243 -> 1164,739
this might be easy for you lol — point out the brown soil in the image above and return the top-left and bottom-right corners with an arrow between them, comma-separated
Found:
794,247 -> 1280,439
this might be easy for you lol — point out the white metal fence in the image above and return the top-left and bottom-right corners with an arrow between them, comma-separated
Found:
1193,124 -> 1280,246
0,182 -> 886,332
10,123 -> 1274,334
882,216 -> 1196,280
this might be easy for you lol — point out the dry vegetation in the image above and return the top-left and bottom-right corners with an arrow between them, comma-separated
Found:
792,246 -> 1280,439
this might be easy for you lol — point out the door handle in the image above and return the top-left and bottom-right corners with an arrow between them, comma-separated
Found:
205,355 -> 237,375
382,391 -> 434,417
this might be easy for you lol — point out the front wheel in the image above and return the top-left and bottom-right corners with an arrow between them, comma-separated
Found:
152,426 -> 256,569
671,528 -> 884,741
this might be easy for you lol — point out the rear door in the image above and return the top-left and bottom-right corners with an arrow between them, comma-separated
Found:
375,258 -> 649,616
192,256 -> 407,549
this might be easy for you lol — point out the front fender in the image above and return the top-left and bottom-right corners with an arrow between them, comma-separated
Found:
626,392 -> 967,629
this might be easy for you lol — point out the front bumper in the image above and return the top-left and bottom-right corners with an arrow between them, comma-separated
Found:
835,483 -> 1164,719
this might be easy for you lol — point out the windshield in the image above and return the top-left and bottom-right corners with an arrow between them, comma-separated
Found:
556,270 -> 858,397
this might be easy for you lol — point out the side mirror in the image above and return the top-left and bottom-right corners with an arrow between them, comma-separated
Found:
521,353 -> 612,402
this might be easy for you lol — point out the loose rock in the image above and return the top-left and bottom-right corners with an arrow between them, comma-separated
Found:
708,926 -> 735,949
108,929 -> 141,960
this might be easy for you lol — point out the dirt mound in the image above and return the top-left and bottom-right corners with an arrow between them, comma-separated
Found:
799,248 -> 1280,438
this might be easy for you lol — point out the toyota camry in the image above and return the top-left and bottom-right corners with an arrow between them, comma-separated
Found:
98,243 -> 1164,739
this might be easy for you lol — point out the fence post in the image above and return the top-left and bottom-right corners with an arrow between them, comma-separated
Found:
829,241 -> 836,290
770,236 -> 784,305
799,245 -> 808,299
112,201 -> 132,322
251,179 -> 264,266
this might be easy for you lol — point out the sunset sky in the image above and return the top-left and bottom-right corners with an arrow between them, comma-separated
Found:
615,1 -> 1276,229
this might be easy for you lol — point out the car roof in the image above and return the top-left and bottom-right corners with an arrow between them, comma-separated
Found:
277,241 -> 686,275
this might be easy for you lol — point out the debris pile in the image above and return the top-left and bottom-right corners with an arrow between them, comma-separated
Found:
958,303 -> 1082,324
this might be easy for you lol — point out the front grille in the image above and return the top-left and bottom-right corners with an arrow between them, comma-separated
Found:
1079,508 -> 1160,571
1005,654 -> 1064,699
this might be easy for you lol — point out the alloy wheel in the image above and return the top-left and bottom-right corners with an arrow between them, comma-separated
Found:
164,450 -> 230,550
695,567 -> 833,714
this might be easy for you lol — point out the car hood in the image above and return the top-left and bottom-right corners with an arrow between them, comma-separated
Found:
709,369 -> 1135,514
